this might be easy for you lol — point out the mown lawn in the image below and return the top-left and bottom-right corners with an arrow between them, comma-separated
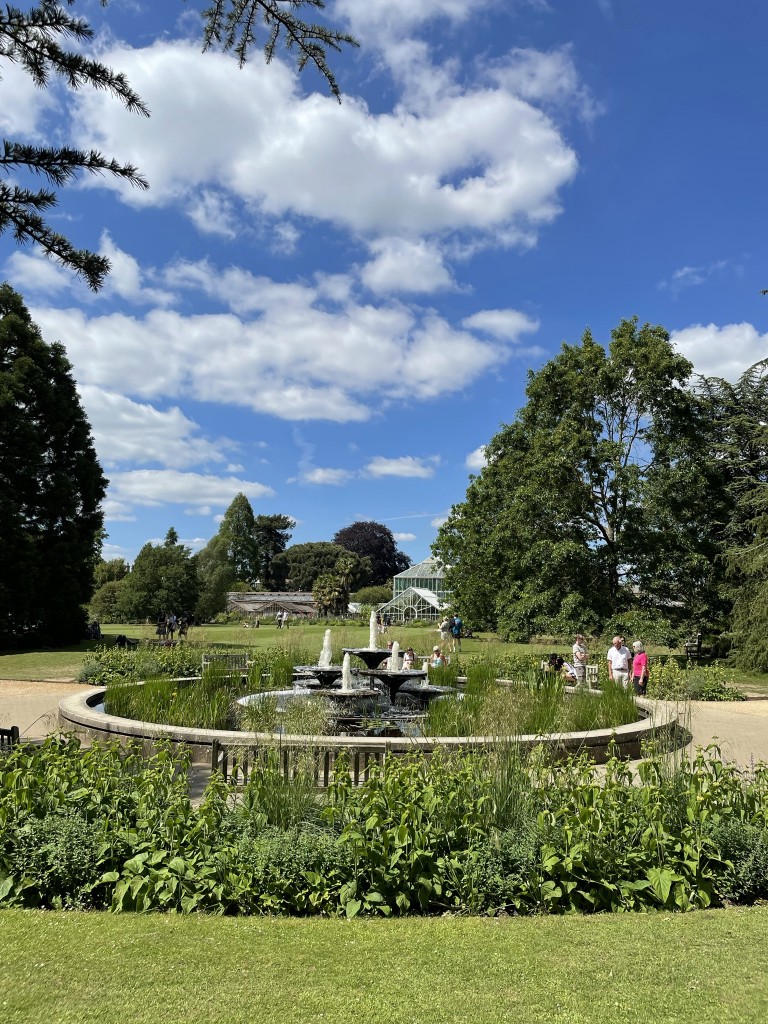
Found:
0,907 -> 766,1023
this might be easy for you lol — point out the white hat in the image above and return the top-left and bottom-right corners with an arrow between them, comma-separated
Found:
433,645 -> 440,651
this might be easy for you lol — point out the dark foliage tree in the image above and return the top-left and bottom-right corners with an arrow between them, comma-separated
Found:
253,513 -> 295,589
435,318 -> 722,640
0,282 -> 106,641
218,493 -> 260,583
332,520 -> 410,586
702,361 -> 768,667
1,1 -> 356,288
271,541 -> 371,592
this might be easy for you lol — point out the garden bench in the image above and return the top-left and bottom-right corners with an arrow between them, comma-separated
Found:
201,653 -> 249,676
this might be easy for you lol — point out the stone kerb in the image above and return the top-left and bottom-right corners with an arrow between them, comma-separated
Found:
59,686 -> 677,767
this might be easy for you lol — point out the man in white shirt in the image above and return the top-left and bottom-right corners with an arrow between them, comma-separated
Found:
606,636 -> 631,689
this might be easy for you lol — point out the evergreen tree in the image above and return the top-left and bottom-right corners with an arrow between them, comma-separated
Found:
1,1 -> 356,288
193,533 -> 238,621
253,513 -> 295,589
219,493 -> 260,583
0,282 -> 106,641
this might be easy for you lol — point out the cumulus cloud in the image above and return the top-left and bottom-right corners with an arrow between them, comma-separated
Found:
462,308 -> 540,341
465,446 -> 488,470
302,467 -> 354,485
77,385 -> 235,469
28,256 -> 518,422
431,516 -> 448,528
366,456 -> 437,478
393,532 -> 417,542
108,470 -> 274,514
487,47 -> 601,122
68,40 -> 577,248
671,323 -> 768,382
361,238 -> 455,294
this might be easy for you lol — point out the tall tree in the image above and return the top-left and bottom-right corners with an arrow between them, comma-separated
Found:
435,318 -> 717,639
333,520 -> 411,585
0,282 -> 106,641
118,533 -> 198,620
1,2 -> 356,288
218,493 -> 260,583
271,541 -> 371,592
253,513 -> 295,589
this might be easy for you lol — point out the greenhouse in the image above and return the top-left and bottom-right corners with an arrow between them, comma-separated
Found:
378,557 -> 449,622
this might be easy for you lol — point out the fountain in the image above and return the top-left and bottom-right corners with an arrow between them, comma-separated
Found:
358,640 -> 450,705
293,628 -> 346,687
341,608 -> 391,669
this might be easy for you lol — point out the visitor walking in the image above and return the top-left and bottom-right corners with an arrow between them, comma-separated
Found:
606,635 -> 631,689
439,617 -> 450,644
572,633 -> 588,686
450,614 -> 463,652
632,640 -> 649,695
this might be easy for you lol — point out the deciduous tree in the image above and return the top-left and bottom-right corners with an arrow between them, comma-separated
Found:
435,318 -> 719,639
333,520 -> 411,585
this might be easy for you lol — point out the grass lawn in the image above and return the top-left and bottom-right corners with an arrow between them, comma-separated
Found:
1,907 -> 767,1023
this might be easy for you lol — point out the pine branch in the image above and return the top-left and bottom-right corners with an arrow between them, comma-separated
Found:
0,181 -> 110,290
199,0 -> 358,100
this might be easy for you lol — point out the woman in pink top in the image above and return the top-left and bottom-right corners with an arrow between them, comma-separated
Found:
632,640 -> 648,694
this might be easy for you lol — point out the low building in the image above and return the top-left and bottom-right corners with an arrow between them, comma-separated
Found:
376,557 -> 449,622
226,591 -> 316,618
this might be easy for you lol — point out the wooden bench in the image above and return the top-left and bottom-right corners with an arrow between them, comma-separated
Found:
201,653 -> 248,676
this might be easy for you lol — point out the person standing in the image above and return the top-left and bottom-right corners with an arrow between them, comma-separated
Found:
631,640 -> 649,694
450,614 -> 463,652
606,635 -> 631,689
572,633 -> 588,685
439,617 -> 450,644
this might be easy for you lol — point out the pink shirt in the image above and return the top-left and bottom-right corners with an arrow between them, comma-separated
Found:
632,652 -> 648,677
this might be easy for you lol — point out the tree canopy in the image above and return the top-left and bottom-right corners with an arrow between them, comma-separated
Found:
333,520 -> 411,585
1,1 -> 357,288
0,282 -> 106,641
434,317 -> 726,640
271,541 -> 371,593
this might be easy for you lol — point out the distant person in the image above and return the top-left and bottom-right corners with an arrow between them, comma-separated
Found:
439,617 -> 450,643
403,647 -> 416,670
607,635 -> 631,689
572,633 -> 588,686
276,610 -> 283,629
450,614 -> 463,652
156,615 -> 167,640
167,613 -> 177,640
632,640 -> 649,695
561,661 -> 578,683
430,645 -> 446,668
178,617 -> 189,639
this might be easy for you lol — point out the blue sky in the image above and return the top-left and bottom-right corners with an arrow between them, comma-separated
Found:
3,0 -> 768,568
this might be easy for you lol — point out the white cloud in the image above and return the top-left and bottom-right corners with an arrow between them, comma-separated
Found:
393,532 -> 417,542
462,308 -> 540,341
98,233 -> 175,306
658,260 -> 729,295
671,323 -> 768,381
0,59 -> 60,136
70,40 -> 577,246
108,470 -> 274,514
302,467 -> 354,485
77,385 -> 233,469
361,238 -> 455,294
366,456 -> 436,479
431,516 -> 448,528
186,190 -> 238,239
487,47 -> 601,122
28,255 -> 515,422
465,446 -> 488,470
